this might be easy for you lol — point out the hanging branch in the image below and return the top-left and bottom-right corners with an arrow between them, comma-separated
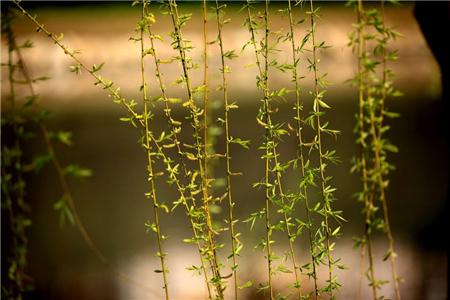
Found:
263,2 -> 273,297
244,1 -> 274,298
166,0 -> 225,297
142,2 -> 213,297
244,2 -> 308,298
309,3 -> 333,296
200,4 -> 215,294
213,1 -> 243,299
351,0 -> 379,298
202,0 -> 209,208
308,0 -> 343,297
368,1 -> 402,298
286,0 -> 319,297
350,0 -> 402,298
13,2 -> 143,125
139,2 -> 169,298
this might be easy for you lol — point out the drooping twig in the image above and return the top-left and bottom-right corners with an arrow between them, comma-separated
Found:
139,2 -> 169,298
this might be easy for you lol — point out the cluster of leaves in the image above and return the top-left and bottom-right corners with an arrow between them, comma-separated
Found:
243,1 -> 300,298
107,0 -> 250,298
242,1 -> 344,299
348,0 -> 402,299
164,0 -> 226,297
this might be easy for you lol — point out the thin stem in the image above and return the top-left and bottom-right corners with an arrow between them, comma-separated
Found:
202,0 -> 209,205
144,4 -> 212,297
287,0 -> 318,297
245,2 -> 273,297
377,2 -> 401,298
13,1 -> 142,123
367,64 -> 401,300
376,0 -> 387,142
147,27 -> 190,185
359,3 -> 401,298
368,88 -> 400,300
356,243 -> 366,300
200,4 -> 215,294
264,2 -> 273,299
356,1 -> 378,298
309,0 -> 334,296
167,1 -> 224,297
272,149 -> 302,298
214,1 -> 239,299
140,3 -> 169,298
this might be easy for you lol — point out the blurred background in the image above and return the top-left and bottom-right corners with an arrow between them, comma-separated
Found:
1,1 -> 448,299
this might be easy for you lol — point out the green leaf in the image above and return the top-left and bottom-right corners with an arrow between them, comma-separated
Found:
318,99 -> 331,109
33,110 -> 52,122
256,117 -> 267,127
167,97 -> 181,103
170,118 -> 182,126
224,49 -> 238,60
22,95 -> 38,109
69,64 -> 82,75
391,89 -> 404,97
159,203 -> 170,213
235,243 -> 243,255
383,143 -> 398,153
53,131 -> 73,146
276,87 -> 290,98
238,281 -> 253,289
33,154 -> 53,172
383,111 -> 400,119
229,137 -> 251,149
331,226 -> 341,237
209,204 -> 222,214
274,128 -> 288,137
20,40 -> 34,48
226,102 -> 239,110
185,152 -> 197,161
63,164 -> 93,179
53,195 -> 74,227
53,198 -> 65,210
32,76 -> 51,83
92,62 -> 105,73
144,13 -> 156,25
145,221 -> 158,233
63,205 -> 75,225
275,265 -> 292,274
